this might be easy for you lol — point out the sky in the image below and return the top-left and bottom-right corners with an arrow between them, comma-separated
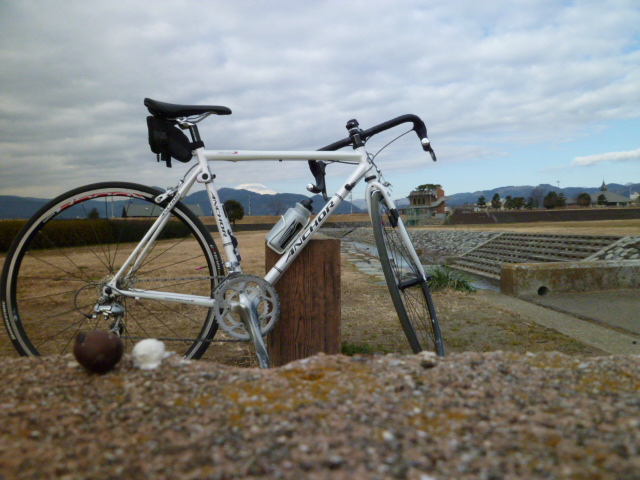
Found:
1,0 -> 639,204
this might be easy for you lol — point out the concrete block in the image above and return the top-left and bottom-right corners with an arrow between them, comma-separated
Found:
500,260 -> 640,297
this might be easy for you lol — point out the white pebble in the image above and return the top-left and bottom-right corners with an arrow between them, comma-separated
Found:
132,339 -> 171,370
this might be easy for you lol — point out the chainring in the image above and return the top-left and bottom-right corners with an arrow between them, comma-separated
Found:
213,274 -> 280,340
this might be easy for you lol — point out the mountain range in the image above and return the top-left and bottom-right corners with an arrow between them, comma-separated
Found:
1,182 -> 637,220
0,187 -> 364,220
443,182 -> 640,207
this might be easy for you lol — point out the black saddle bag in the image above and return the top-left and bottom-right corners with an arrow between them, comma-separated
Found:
146,116 -> 195,167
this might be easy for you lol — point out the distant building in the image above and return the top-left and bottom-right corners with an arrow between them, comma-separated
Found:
122,204 -> 205,217
400,186 -> 449,225
590,182 -> 633,207
455,204 -> 476,213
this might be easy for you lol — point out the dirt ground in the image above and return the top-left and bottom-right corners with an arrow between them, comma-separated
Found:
3,219 -> 635,364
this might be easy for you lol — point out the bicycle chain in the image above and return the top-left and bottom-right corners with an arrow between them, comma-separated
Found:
135,276 -> 218,283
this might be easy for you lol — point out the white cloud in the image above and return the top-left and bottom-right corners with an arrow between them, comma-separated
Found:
0,0 -> 639,197
572,148 -> 640,167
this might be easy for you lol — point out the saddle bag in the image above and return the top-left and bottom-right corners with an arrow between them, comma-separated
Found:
146,116 -> 196,168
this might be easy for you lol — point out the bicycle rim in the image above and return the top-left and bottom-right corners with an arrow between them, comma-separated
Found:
1,182 -> 224,359
370,190 -> 444,356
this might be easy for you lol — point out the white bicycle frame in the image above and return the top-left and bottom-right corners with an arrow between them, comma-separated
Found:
107,145 -> 427,307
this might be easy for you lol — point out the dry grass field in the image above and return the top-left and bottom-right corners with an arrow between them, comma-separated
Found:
2,219 -> 635,365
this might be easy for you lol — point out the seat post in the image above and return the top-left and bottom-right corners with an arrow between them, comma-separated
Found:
186,124 -> 202,144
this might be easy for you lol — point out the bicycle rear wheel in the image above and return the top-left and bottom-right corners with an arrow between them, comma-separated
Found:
1,182 -> 224,359
370,190 -> 444,356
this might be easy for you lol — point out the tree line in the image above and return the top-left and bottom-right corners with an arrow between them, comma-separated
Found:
475,187 -> 604,210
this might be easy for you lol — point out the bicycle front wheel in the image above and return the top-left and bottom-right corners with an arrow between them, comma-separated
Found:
370,190 -> 444,356
1,182 -> 224,359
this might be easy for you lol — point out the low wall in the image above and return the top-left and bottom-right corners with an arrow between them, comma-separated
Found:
500,260 -> 640,297
447,207 -> 640,225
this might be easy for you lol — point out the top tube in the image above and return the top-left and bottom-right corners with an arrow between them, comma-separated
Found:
200,149 -> 363,162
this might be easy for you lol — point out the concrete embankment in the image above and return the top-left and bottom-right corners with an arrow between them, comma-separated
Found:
328,226 -> 640,354
323,227 -> 640,263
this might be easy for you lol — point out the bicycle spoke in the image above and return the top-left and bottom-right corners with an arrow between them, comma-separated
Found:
138,234 -> 190,271
25,249 -> 94,285
370,190 -> 443,356
17,287 -> 91,303
128,300 -> 189,342
138,252 -> 205,277
22,302 -> 94,327
33,315 -> 89,353
79,201 -> 113,269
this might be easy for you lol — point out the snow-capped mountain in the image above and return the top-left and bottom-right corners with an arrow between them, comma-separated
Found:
234,183 -> 278,195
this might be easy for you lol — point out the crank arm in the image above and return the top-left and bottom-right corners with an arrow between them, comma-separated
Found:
231,293 -> 271,368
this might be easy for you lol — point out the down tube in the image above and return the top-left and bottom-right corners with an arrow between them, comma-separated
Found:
264,191 -> 343,285
265,172 -> 369,284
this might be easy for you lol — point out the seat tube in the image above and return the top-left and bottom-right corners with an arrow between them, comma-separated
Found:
195,150 -> 241,271
205,179 -> 240,270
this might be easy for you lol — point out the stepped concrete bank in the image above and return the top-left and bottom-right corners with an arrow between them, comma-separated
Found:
323,227 -> 640,298
325,227 -> 639,264
324,227 -> 501,261
450,232 -> 638,279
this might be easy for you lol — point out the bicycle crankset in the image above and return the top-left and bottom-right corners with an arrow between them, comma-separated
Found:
213,274 -> 280,341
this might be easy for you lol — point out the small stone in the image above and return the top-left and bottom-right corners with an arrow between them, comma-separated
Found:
417,351 -> 439,368
382,430 -> 395,442
327,455 -> 344,468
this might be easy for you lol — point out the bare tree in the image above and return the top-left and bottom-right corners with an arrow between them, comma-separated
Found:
270,201 -> 286,215
529,186 -> 546,209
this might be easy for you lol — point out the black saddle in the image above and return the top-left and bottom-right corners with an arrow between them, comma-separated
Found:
144,97 -> 231,118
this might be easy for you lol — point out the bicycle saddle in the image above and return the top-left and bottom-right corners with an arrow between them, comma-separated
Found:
144,98 -> 232,118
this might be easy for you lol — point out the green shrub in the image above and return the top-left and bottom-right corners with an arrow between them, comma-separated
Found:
0,218 -> 192,253
0,220 -> 27,252
427,265 -> 477,293
341,342 -> 391,356
30,219 -> 115,250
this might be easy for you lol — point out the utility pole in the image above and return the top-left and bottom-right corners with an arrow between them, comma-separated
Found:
248,191 -> 251,215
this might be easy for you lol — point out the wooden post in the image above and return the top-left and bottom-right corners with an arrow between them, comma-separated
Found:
265,237 -> 341,367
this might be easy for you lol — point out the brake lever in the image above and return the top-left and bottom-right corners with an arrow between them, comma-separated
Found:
306,160 -> 329,201
421,138 -> 437,162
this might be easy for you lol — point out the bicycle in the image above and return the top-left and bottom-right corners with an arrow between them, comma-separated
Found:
1,98 -> 444,368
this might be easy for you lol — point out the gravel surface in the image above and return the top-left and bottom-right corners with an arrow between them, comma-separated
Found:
591,236 -> 640,260
1,351 -> 639,479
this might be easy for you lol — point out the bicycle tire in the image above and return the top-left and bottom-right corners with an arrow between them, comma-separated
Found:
370,190 -> 444,356
1,182 -> 224,359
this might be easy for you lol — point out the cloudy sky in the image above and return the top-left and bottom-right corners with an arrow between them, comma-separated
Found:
1,0 -> 639,203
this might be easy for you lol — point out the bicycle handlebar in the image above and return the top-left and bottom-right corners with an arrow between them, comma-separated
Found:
308,114 -> 437,199
318,114 -> 437,162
